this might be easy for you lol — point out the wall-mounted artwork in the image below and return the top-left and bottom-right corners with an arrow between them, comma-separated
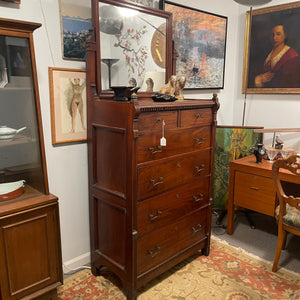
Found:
0,0 -> 20,3
162,1 -> 227,89
49,67 -> 87,144
127,0 -> 161,9
59,0 -> 92,61
243,2 -> 300,94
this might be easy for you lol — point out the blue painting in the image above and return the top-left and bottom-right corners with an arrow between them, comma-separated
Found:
59,0 -> 92,61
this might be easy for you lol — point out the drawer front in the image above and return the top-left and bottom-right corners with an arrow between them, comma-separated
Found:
136,126 -> 211,164
234,171 -> 276,216
181,108 -> 212,128
137,178 -> 210,237
137,208 -> 208,275
137,111 -> 178,133
137,150 -> 211,200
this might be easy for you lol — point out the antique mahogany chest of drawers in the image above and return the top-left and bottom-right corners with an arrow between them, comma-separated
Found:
87,95 -> 219,299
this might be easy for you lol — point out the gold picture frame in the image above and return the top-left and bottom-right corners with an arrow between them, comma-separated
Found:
49,67 -> 87,144
242,1 -> 300,94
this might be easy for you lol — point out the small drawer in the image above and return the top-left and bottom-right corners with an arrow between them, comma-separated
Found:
137,208 -> 208,275
136,126 -> 211,164
181,108 -> 212,128
137,111 -> 178,133
234,171 -> 276,216
137,178 -> 210,237
137,149 -> 211,201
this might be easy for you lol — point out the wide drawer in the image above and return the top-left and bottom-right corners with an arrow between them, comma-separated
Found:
136,126 -> 211,164
234,171 -> 276,216
137,111 -> 178,133
137,149 -> 211,200
181,108 -> 212,128
137,207 -> 208,275
137,178 -> 209,237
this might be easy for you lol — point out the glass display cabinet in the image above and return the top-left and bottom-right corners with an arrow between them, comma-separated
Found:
0,18 -> 62,300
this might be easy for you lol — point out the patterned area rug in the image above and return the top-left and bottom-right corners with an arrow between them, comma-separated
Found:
58,236 -> 300,299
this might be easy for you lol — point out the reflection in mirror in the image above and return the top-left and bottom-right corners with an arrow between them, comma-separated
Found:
99,2 -> 167,93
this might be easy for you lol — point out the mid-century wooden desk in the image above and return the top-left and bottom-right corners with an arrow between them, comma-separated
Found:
227,155 -> 300,235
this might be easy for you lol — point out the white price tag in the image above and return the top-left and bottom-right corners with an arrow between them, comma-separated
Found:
160,137 -> 166,146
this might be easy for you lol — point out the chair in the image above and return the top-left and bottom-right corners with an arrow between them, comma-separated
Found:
271,154 -> 300,272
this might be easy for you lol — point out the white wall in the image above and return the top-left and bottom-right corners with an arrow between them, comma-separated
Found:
1,0 -> 299,269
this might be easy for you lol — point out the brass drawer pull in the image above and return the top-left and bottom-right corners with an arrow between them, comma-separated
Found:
250,187 -> 259,191
194,165 -> 205,174
148,145 -> 162,154
148,246 -> 160,258
149,210 -> 162,221
194,137 -> 205,145
193,193 -> 204,202
192,224 -> 202,233
150,176 -> 163,187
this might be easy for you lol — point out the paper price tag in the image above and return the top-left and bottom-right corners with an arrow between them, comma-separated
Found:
160,137 -> 166,146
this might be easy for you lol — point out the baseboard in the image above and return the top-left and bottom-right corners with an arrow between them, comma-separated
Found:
63,252 -> 91,274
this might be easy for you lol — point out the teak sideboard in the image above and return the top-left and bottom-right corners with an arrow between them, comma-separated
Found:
87,96 -> 219,299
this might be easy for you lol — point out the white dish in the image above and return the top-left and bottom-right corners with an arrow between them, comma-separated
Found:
0,126 -> 26,141
0,180 -> 25,195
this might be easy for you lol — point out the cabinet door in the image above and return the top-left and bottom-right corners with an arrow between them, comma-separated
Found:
0,202 -> 62,300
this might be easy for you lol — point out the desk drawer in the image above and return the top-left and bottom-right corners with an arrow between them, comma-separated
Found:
181,108 -> 212,128
234,171 -> 276,216
137,111 -> 178,133
136,126 -> 211,164
137,207 -> 207,275
137,150 -> 211,200
137,178 -> 209,237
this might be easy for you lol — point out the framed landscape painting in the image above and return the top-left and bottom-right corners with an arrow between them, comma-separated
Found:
243,2 -> 300,94
49,67 -> 87,144
163,1 -> 227,89
59,0 -> 91,61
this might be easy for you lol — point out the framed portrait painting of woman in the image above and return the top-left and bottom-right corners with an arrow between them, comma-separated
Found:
243,1 -> 300,94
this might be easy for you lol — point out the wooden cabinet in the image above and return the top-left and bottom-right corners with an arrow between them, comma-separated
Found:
0,19 -> 62,299
227,155 -> 300,235
0,193 -> 62,300
86,1 -> 219,298
87,97 -> 219,299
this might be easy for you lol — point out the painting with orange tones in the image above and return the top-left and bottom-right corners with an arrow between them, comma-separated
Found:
163,1 -> 227,89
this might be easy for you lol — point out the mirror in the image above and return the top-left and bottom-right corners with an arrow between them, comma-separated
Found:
97,0 -> 172,97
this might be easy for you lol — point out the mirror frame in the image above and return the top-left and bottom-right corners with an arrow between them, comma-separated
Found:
92,0 -> 173,99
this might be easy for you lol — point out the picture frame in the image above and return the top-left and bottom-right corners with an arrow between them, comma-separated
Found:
127,0 -> 161,9
8,45 -> 31,76
59,0 -> 92,61
49,67 -> 87,144
162,1 -> 227,90
243,1 -> 300,94
0,0 -> 20,3
212,126 -> 263,210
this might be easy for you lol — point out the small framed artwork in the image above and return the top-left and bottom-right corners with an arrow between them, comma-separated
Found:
243,2 -> 300,94
162,1 -> 227,90
9,45 -> 31,76
127,0 -> 161,9
49,67 -> 87,144
59,0 -> 92,61
0,0 -> 20,3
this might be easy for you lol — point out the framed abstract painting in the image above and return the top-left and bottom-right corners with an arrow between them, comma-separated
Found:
243,2 -> 300,94
162,1 -> 227,89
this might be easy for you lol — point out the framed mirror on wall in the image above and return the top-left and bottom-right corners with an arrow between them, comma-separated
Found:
93,0 -> 173,98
